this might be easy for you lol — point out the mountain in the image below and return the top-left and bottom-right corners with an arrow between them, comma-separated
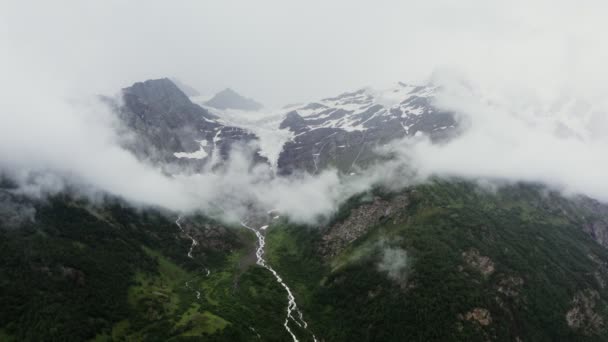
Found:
4,79 -> 608,341
205,88 -> 264,111
107,78 -> 266,172
277,83 -> 456,174
116,79 -> 453,176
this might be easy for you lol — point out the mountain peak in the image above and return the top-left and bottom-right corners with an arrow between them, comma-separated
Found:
205,88 -> 263,111
122,78 -> 192,109
120,77 -> 218,125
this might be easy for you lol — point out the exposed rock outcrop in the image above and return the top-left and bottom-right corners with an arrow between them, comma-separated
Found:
566,289 -> 604,335
496,275 -> 524,297
320,195 -> 409,258
583,221 -> 608,248
277,83 -> 457,175
460,308 -> 492,326
180,218 -> 242,254
462,248 -> 495,277
106,78 -> 266,172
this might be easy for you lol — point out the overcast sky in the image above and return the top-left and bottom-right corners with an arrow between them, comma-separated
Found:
3,0 -> 606,106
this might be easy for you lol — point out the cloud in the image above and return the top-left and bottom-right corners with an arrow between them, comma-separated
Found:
0,91 -> 193,211
2,1 -> 608,226
397,70 -> 608,202
0,63 -> 393,224
0,32 -> 413,224
377,247 -> 410,282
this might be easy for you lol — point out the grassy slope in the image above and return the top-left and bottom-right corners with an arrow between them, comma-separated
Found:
0,195 -> 292,341
265,181 -> 608,341
4,179 -> 608,341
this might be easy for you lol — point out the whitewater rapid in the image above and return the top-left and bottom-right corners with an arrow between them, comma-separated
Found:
176,216 -> 198,258
176,216 -> 316,340
240,221 -> 317,342
176,216 -> 210,301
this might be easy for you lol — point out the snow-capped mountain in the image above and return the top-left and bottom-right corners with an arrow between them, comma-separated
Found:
282,83 -> 442,133
108,79 -> 457,176
108,78 -> 266,173
276,82 -> 457,174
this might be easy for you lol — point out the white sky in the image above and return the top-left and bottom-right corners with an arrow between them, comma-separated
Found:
3,0 -> 607,106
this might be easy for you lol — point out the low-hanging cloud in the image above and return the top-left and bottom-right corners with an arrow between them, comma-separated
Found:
0,37 -> 414,224
396,71 -> 608,202
377,247 -> 410,283
3,1 -> 608,225
0,59 -> 401,223
4,60 -> 608,225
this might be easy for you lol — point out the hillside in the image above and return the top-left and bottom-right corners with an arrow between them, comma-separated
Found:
264,180 -> 608,341
3,179 -> 608,341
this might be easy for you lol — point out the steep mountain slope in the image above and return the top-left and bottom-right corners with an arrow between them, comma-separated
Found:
109,79 -> 454,176
0,186 -> 297,341
108,78 -> 266,172
277,83 -> 456,174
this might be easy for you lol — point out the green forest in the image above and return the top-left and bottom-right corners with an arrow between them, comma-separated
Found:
2,180 -> 608,341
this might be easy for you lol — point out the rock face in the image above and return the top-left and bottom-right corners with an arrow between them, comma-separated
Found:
567,196 -> 608,249
277,83 -> 457,175
205,88 -> 263,111
462,248 -> 495,276
110,78 -> 266,172
584,221 -> 608,248
460,308 -> 492,326
320,195 -> 409,258
180,218 -> 241,254
566,289 -> 604,335
110,79 -> 455,176
496,275 -> 524,297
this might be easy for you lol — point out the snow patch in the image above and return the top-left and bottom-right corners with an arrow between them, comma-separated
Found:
197,104 -> 294,170
174,140 -> 208,159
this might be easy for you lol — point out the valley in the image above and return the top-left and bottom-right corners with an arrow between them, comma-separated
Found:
3,178 -> 608,341
4,2 -> 608,341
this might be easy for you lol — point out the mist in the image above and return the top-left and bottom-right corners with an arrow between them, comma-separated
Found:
399,71 -> 608,203
2,1 -> 608,224
378,247 -> 410,283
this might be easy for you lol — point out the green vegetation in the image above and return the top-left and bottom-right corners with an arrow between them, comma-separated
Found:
265,181 -> 608,341
4,179 -> 608,341
0,329 -> 16,342
0,192 -> 302,341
